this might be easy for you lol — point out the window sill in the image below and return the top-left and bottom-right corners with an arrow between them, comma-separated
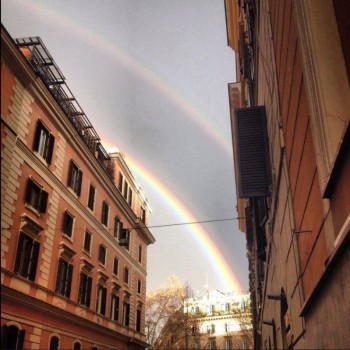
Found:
82,249 -> 91,258
24,203 -> 41,218
62,232 -> 73,242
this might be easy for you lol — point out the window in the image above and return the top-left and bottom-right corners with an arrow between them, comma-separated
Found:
33,119 -> 54,164
210,305 -> 215,315
83,231 -> 92,252
123,182 -> 128,199
101,201 -> 109,226
118,172 -> 123,192
124,267 -> 129,284
14,233 -> 40,281
128,188 -> 132,206
137,279 -> 142,294
78,272 -> 92,307
96,285 -> 107,315
114,217 -> 122,239
49,336 -> 59,350
138,245 -> 142,263
111,295 -> 120,321
55,258 -> 73,297
141,207 -> 146,223
62,211 -> 74,237
136,308 -> 142,332
225,303 -> 230,313
98,245 -> 106,265
73,342 -> 81,350
224,339 -> 233,350
119,229 -> 130,248
123,301 -> 130,327
68,160 -> 82,196
1,325 -> 25,350
87,183 -> 95,210
208,339 -> 216,350
25,178 -> 48,213
113,257 -> 119,275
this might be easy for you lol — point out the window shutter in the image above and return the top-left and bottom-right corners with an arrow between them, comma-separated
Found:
1,325 -> 8,350
29,241 -> 40,281
55,259 -> 63,293
17,329 -> 25,349
46,134 -> 55,165
77,170 -> 82,197
25,178 -> 34,204
86,276 -> 92,307
39,190 -> 48,213
33,120 -> 42,152
101,287 -> 107,315
14,234 -> 25,274
235,106 -> 271,197
67,160 -> 73,187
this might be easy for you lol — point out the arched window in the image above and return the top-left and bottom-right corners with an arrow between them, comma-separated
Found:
49,336 -> 59,350
1,325 -> 25,350
73,342 -> 81,350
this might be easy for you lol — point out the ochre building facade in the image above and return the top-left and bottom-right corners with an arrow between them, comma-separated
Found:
225,0 -> 349,349
1,25 -> 155,350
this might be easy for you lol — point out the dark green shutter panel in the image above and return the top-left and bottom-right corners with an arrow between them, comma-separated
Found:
67,160 -> 73,187
86,276 -> 92,307
25,178 -> 34,204
77,170 -> 82,197
33,120 -> 42,152
1,325 -> 8,349
17,329 -> 25,350
29,240 -> 40,281
46,134 -> 55,165
55,259 -> 63,293
39,190 -> 48,213
235,106 -> 271,197
14,234 -> 25,274
66,264 -> 73,298
101,287 -> 107,315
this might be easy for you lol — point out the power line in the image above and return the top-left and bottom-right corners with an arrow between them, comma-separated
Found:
139,218 -> 243,230
1,218 -> 243,233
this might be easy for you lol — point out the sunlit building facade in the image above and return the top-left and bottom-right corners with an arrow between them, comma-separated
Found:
225,0 -> 349,349
155,290 -> 253,350
1,25 -> 155,350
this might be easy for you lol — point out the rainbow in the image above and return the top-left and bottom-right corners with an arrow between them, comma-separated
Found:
11,0 -> 233,157
123,153 -> 243,293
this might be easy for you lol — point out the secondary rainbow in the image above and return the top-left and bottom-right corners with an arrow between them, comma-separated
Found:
22,1 -> 233,157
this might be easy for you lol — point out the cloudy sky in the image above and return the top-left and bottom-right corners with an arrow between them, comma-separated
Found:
2,0 -> 249,294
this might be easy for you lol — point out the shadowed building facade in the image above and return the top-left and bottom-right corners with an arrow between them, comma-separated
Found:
225,0 -> 349,349
1,25 -> 155,350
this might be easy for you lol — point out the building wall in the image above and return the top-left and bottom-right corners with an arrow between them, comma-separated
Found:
1,26 -> 154,350
226,0 -> 349,348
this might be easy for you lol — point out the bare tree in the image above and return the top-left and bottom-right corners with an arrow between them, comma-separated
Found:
145,276 -> 185,347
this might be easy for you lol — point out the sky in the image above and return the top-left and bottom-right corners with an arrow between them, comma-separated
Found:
2,0 -> 249,295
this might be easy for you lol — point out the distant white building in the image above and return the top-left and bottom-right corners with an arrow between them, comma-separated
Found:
184,290 -> 253,350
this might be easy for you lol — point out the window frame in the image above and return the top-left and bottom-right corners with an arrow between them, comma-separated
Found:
96,284 -> 107,315
110,294 -> 120,322
87,183 -> 96,211
55,258 -> 73,298
33,119 -> 55,165
67,160 -> 83,196
123,267 -> 129,285
98,244 -> 107,266
77,272 -> 92,307
83,231 -> 92,253
113,257 -> 119,276
101,200 -> 109,226
14,232 -> 40,281
25,177 -> 48,213
62,210 -> 74,238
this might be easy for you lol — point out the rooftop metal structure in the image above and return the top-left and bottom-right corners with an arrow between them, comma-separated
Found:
15,36 -> 111,167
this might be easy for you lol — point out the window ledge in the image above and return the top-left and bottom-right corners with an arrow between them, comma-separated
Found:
24,203 -> 41,218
